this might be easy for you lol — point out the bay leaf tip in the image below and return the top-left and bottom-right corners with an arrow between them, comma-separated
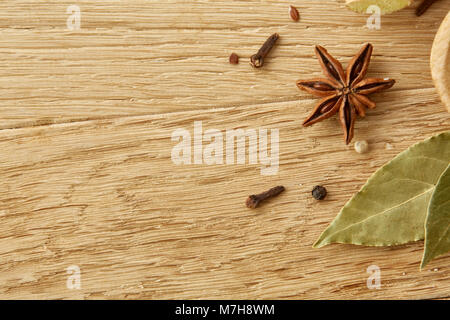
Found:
312,238 -> 328,248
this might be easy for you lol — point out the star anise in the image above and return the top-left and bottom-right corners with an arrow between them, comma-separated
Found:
297,43 -> 395,144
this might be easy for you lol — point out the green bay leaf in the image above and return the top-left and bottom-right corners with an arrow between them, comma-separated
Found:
314,131 -> 450,248
421,164 -> 450,268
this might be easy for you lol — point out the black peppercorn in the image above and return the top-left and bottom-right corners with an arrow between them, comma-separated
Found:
312,185 -> 327,200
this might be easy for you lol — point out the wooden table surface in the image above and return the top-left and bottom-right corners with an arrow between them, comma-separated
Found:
0,0 -> 449,300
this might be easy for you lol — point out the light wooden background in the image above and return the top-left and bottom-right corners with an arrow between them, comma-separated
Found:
0,0 -> 449,300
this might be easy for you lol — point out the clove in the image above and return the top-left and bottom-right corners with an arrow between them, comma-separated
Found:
246,185 -> 285,208
250,33 -> 279,68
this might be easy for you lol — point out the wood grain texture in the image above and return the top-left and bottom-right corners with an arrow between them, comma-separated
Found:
0,0 -> 449,299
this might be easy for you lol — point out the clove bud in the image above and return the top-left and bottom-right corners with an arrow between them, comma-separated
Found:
246,186 -> 285,208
